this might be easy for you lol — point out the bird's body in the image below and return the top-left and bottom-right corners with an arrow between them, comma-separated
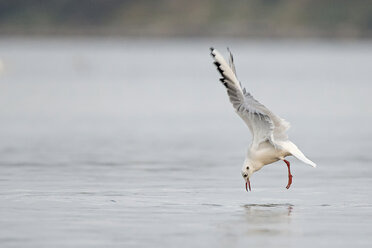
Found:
210,47 -> 316,191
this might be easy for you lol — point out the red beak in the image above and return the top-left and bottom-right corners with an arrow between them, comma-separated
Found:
245,179 -> 251,192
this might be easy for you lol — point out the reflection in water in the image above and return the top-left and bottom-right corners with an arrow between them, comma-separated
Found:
242,204 -> 294,235
217,204 -> 296,247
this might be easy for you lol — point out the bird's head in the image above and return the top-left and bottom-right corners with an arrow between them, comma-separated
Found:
241,165 -> 254,191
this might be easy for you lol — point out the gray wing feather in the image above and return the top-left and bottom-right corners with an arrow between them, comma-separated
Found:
227,47 -> 236,75
210,47 -> 290,146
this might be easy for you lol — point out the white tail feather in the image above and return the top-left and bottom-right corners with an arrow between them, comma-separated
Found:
283,141 -> 317,167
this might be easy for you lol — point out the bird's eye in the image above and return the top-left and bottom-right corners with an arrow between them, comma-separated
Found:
243,174 -> 248,178
246,166 -> 249,170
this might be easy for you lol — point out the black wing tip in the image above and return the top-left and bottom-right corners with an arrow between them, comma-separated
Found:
210,47 -> 216,57
213,61 -> 224,76
220,78 -> 228,87
210,47 -> 228,88
227,47 -> 234,60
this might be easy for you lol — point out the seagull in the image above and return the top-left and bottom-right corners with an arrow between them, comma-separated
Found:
210,48 -> 316,191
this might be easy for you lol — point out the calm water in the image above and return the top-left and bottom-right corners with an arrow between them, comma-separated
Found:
0,38 -> 371,247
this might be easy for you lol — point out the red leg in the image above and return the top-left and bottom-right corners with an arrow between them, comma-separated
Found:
284,160 -> 293,189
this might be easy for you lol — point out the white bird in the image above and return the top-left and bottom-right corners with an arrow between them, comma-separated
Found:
210,47 -> 316,191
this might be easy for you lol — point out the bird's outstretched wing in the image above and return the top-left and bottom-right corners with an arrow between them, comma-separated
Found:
210,47 -> 290,147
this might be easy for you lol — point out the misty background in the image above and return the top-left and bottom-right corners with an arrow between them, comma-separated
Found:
0,0 -> 371,38
0,1 -> 372,248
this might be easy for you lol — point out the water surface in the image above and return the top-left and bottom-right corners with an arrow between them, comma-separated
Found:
0,38 -> 371,247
